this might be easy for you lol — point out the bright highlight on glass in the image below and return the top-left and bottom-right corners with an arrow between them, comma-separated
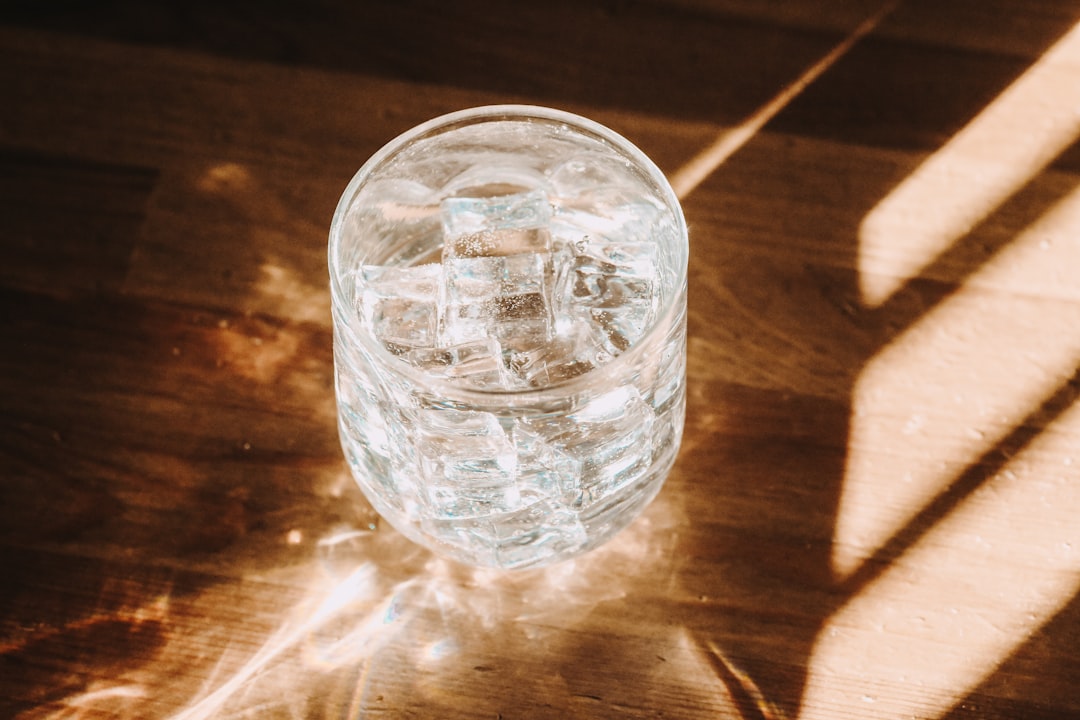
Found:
329,105 -> 688,569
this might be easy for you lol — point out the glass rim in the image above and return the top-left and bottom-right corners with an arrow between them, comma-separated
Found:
328,103 -> 688,405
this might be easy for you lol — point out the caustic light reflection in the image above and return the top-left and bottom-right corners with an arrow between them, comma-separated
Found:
163,494 -> 678,719
195,162 -> 251,194
256,261 -> 330,325
172,562 -> 414,720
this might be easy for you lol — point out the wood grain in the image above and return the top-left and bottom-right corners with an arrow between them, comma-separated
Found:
2,2 -> 1080,718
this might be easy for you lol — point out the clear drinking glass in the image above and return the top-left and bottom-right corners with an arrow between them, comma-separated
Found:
329,105 -> 688,569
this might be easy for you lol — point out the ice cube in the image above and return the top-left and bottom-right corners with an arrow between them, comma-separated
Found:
414,409 -> 519,519
566,240 -> 658,307
548,152 -> 667,243
443,187 -> 552,254
489,500 -> 587,568
439,253 -> 553,351
522,385 -> 656,509
558,240 -> 660,355
508,318 -> 610,387
547,151 -> 630,201
420,499 -> 586,570
439,189 -> 555,353
406,337 -> 513,390
357,263 -> 439,353
511,422 -> 582,502
588,304 -> 655,356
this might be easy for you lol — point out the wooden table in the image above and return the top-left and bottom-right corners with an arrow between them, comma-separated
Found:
3,2 -> 1080,718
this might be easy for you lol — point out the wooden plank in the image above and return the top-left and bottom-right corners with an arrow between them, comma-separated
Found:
0,149 -> 158,297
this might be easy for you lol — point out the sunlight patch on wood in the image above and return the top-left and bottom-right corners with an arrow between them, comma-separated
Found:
836,183 -> 1080,580
170,562 -> 414,720
255,261 -> 330,325
804,399 -> 1080,719
857,21 -> 1080,307
196,162 -> 251,194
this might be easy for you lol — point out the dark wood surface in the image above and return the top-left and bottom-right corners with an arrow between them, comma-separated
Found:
3,2 -> 1080,718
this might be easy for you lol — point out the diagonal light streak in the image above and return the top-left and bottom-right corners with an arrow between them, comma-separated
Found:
170,564 -> 414,720
836,181 -> 1080,581
858,20 -> 1080,307
816,17 -> 1080,720
803,394 -> 1080,719
669,0 -> 902,199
